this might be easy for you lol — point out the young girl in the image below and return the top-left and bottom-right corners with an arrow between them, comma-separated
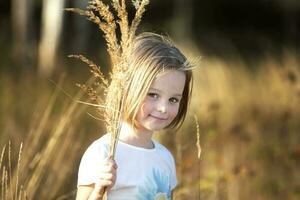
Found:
76,32 -> 193,200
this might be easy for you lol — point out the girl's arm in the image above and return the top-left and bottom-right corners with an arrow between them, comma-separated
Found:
76,184 -> 106,200
76,158 -> 117,200
76,185 -> 96,200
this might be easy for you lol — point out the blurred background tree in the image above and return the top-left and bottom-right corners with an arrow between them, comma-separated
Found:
1,0 -> 299,76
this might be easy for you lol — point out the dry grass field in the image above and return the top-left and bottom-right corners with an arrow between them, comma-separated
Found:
0,51 -> 299,199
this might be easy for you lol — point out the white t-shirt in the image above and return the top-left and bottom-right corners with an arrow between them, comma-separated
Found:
77,134 -> 177,200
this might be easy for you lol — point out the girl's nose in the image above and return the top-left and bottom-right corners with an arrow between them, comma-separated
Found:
156,101 -> 167,113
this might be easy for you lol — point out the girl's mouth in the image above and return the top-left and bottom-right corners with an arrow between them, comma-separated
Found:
150,115 -> 168,120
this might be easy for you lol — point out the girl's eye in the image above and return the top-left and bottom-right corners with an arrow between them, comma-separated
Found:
169,97 -> 179,104
148,93 -> 158,99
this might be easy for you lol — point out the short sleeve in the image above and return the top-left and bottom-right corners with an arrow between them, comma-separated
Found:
77,139 -> 109,186
169,154 -> 178,190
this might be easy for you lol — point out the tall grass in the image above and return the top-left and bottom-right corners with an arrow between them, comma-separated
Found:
0,72 -> 104,199
0,52 -> 299,199
171,51 -> 300,199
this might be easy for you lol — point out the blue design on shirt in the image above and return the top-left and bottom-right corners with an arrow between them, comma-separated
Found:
135,168 -> 171,200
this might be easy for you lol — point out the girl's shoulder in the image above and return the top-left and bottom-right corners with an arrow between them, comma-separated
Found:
95,133 -> 110,144
89,133 -> 109,145
152,140 -> 175,160
83,133 -> 110,156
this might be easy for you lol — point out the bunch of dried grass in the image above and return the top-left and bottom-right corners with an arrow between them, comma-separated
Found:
66,0 -> 149,160
66,0 -> 150,198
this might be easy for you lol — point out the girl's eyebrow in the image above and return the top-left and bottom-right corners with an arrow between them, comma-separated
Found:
149,87 -> 182,97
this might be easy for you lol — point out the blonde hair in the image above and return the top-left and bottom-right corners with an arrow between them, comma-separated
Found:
123,32 -> 193,130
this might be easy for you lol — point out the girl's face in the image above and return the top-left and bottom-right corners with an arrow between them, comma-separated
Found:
135,70 -> 186,132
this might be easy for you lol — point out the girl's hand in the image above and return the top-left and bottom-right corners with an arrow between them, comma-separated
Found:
90,157 -> 118,199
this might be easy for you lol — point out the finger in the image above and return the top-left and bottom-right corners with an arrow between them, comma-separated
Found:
112,161 -> 118,169
98,172 -> 115,180
105,157 -> 118,169
107,159 -> 118,169
100,162 -> 118,172
97,179 -> 113,187
99,165 -> 117,174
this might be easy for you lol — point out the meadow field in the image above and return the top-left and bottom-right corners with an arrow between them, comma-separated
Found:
0,49 -> 299,200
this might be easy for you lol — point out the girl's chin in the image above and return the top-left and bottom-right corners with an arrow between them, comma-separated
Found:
141,122 -> 169,132
135,125 -> 160,132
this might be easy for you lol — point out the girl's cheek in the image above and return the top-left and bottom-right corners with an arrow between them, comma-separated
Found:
170,105 -> 180,118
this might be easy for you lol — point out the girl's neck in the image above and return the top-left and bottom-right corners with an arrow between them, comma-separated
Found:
118,122 -> 154,149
